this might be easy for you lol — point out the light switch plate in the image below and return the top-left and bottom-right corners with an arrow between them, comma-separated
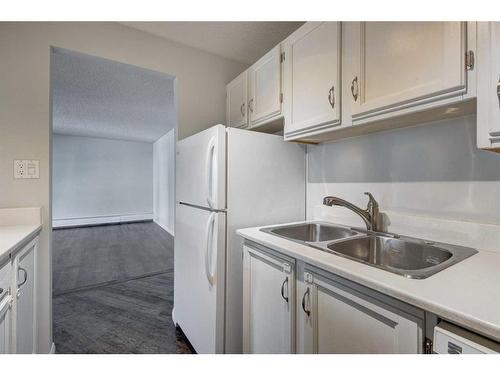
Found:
14,159 -> 40,179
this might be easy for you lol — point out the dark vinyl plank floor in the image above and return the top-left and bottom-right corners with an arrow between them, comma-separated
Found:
52,221 -> 173,294
52,222 -> 192,354
53,272 -> 192,354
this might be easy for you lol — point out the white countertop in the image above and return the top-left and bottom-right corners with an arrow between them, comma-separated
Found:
0,207 -> 42,266
237,222 -> 500,342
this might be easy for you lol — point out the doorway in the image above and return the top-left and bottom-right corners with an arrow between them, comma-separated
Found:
49,47 -> 189,353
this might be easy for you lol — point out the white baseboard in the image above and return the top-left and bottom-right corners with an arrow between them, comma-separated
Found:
49,342 -> 56,354
53,213 -> 153,228
153,218 -> 174,236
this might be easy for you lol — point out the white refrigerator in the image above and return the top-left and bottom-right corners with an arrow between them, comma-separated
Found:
173,124 -> 305,353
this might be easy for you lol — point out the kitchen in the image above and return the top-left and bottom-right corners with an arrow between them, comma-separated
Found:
0,0 -> 499,373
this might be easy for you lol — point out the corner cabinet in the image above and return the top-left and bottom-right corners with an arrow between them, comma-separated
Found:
349,22 -> 473,125
297,267 -> 423,354
243,244 -> 295,354
242,241 -> 425,354
477,22 -> 500,151
226,44 -> 284,133
226,71 -> 248,128
283,22 -> 342,141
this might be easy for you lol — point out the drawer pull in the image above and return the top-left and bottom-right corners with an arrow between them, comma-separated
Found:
18,267 -> 28,288
301,287 -> 311,316
280,276 -> 289,303
496,75 -> 500,109
351,76 -> 359,102
328,86 -> 335,109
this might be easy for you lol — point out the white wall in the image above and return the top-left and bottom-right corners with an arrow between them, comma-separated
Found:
153,130 -> 175,235
0,22 -> 246,353
52,135 -> 153,226
307,115 -> 500,251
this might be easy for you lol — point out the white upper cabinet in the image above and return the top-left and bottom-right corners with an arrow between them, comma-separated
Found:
243,245 -> 295,354
283,22 -> 342,140
226,71 -> 248,128
477,22 -> 500,150
349,22 -> 471,123
248,44 -> 283,127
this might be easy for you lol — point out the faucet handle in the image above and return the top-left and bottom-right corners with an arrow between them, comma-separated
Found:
364,192 -> 378,208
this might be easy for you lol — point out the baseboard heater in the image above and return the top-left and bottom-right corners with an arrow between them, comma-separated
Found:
52,213 -> 153,228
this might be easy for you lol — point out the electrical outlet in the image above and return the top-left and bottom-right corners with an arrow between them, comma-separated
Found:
14,160 -> 26,179
14,159 -> 39,179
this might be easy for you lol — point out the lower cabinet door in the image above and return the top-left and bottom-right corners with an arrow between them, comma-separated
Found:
243,245 -> 295,353
12,238 -> 37,354
0,298 -> 11,354
299,269 -> 423,354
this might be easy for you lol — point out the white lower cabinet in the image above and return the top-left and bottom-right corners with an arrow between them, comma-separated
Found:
242,242 -> 424,354
0,261 -> 12,354
11,238 -> 37,354
243,244 -> 295,354
297,267 -> 423,354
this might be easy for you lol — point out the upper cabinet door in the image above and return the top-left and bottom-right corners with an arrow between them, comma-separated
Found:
248,44 -> 282,126
350,22 -> 468,122
226,71 -> 248,128
283,22 -> 342,139
477,22 -> 500,150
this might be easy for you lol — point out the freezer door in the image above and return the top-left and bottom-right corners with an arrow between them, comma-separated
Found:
173,203 -> 226,353
176,124 -> 227,210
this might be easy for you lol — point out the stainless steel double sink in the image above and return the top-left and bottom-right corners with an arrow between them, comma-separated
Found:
260,222 -> 477,279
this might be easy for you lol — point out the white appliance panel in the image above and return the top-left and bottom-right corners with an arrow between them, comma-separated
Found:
173,203 -> 226,353
176,124 -> 226,210
224,128 -> 306,353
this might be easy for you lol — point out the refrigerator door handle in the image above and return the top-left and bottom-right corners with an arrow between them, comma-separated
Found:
205,212 -> 216,286
205,136 -> 217,209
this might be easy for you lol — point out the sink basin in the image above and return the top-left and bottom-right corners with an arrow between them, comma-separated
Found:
261,222 -> 360,243
259,222 -> 477,279
316,235 -> 477,279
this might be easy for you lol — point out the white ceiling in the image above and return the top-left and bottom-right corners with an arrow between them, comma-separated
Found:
121,22 -> 304,64
52,47 -> 176,143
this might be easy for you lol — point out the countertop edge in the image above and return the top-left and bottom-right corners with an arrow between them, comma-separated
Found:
236,227 -> 500,342
0,224 -> 42,267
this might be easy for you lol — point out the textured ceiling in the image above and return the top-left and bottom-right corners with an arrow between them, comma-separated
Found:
52,47 -> 175,143
120,22 -> 304,64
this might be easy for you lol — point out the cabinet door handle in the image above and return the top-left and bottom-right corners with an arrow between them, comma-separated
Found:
248,98 -> 254,113
280,276 -> 289,303
351,76 -> 359,102
240,102 -> 246,117
18,267 -> 28,288
496,76 -> 500,109
301,287 -> 311,316
328,86 -> 335,109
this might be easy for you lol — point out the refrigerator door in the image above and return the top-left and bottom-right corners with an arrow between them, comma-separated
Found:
176,124 -> 227,210
173,203 -> 226,354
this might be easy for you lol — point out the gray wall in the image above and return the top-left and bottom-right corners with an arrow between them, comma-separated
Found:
153,129 -> 175,234
307,115 -> 500,225
52,134 -> 153,222
0,22 -> 246,352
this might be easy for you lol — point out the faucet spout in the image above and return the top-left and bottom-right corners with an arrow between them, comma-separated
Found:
323,193 -> 380,232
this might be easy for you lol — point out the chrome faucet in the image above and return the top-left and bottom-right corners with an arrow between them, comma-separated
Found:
323,192 -> 380,232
